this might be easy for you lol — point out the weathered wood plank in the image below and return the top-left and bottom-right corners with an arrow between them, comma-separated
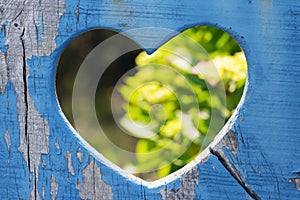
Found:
0,0 -> 299,199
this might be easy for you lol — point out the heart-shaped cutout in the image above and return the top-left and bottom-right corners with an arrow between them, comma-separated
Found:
56,26 -> 247,181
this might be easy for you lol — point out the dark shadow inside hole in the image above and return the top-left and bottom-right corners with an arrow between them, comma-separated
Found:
95,49 -> 142,151
57,29 -> 117,124
57,29 -> 142,153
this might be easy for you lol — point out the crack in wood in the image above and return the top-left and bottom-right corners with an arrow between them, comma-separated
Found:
34,168 -> 37,199
209,147 -> 261,200
12,7 -> 24,23
20,27 -> 31,173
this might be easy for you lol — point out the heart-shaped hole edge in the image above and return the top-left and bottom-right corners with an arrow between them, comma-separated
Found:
53,25 -> 249,185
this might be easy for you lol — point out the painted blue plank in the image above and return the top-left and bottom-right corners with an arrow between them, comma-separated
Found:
0,0 -> 299,199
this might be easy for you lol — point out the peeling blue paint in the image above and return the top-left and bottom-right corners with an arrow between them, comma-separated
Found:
28,0 -> 300,198
27,54 -> 81,198
0,21 -> 8,52
0,82 -> 30,199
34,15 -> 45,43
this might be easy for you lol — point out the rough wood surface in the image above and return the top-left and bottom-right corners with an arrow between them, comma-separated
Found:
0,0 -> 299,199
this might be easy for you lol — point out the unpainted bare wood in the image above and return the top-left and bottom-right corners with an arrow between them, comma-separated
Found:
160,166 -> 198,200
50,174 -> 58,200
65,150 -> 75,176
76,160 -> 113,200
4,128 -> 10,152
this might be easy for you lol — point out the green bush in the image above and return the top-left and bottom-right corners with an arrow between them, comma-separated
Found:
117,26 -> 247,180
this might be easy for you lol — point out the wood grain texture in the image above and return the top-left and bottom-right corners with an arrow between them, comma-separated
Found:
0,0 -> 299,199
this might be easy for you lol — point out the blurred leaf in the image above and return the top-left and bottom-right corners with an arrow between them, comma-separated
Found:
157,163 -> 172,178
160,118 -> 182,138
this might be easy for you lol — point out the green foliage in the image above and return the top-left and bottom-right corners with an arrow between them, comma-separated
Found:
118,26 -> 247,181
